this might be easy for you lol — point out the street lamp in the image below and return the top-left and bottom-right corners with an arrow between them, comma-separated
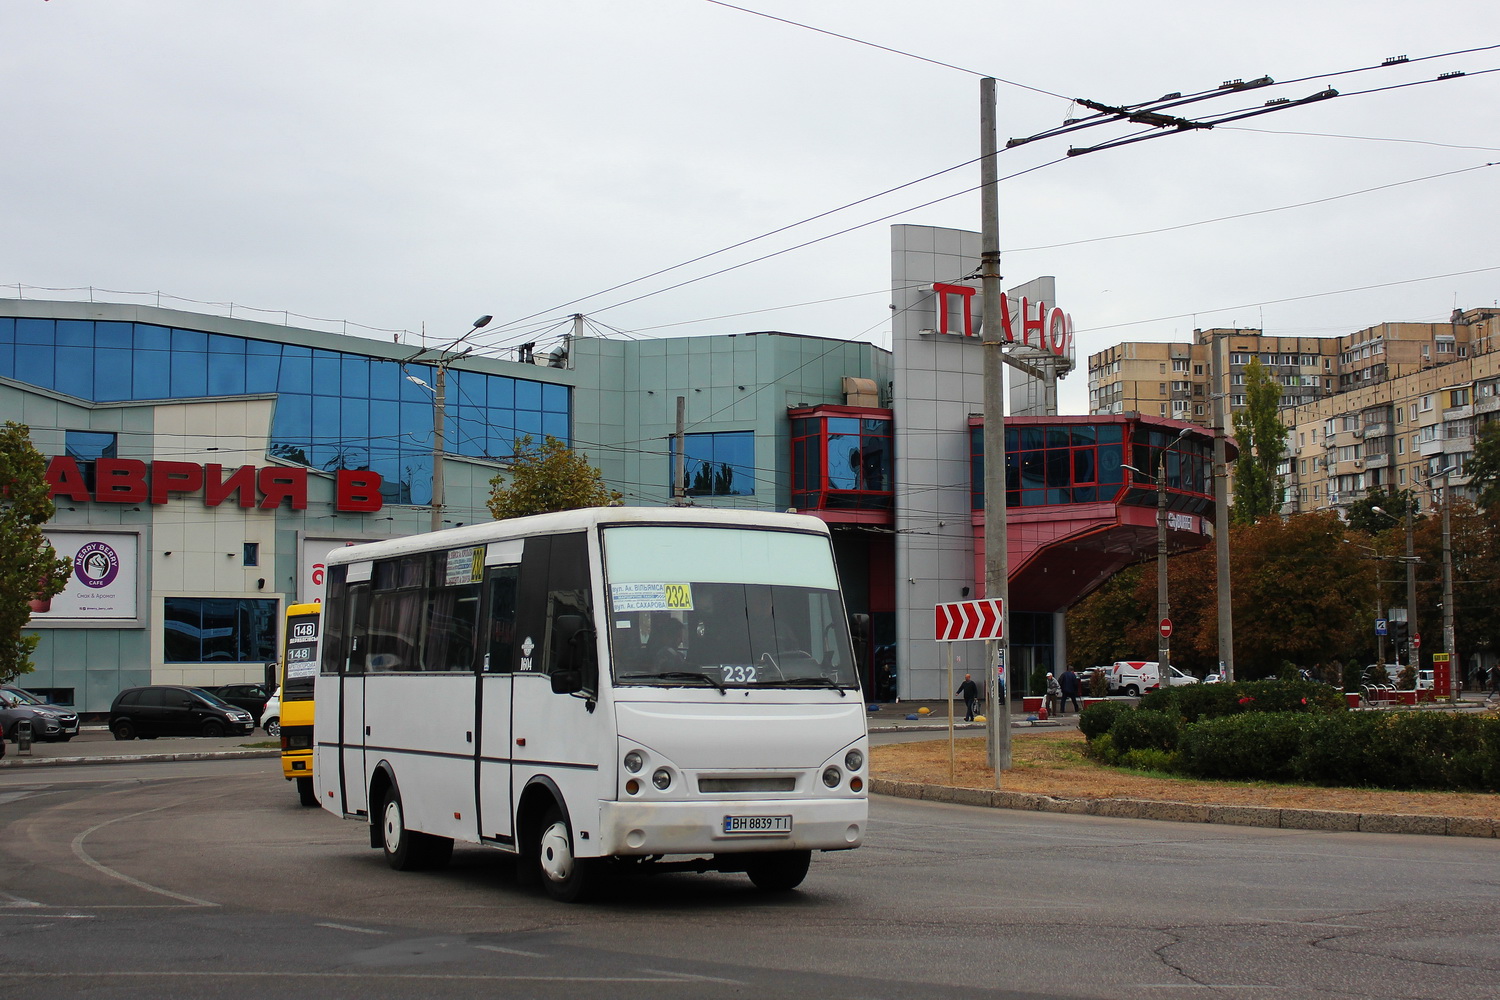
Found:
1122,425 -> 1193,691
407,314 -> 493,533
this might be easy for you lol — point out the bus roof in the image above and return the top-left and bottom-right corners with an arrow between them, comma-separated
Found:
321,506 -> 833,568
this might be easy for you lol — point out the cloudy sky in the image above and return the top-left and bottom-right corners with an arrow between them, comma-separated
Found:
6,2 -> 1498,414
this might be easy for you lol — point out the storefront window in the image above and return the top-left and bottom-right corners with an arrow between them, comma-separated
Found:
163,598 -> 279,663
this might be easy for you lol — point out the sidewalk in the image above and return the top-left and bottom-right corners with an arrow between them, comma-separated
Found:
0,727 -> 279,768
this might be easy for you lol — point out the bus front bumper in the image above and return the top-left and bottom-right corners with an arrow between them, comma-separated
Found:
597,797 -> 865,857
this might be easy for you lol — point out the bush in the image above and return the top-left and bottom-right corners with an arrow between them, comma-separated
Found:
1174,710 -> 1500,791
1109,709 -> 1179,754
1078,700 -> 1133,741
1140,679 -> 1344,721
1175,713 -> 1313,782
1117,747 -> 1176,773
1086,731 -> 1118,764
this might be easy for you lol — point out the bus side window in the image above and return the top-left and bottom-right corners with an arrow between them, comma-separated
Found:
322,566 -> 346,675
484,565 -> 519,673
422,583 -> 481,672
548,532 -> 594,689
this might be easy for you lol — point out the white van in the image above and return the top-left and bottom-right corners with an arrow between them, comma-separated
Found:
1108,661 -> 1200,697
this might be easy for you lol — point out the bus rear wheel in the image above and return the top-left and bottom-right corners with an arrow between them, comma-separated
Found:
745,850 -> 811,892
378,784 -> 453,871
297,776 -> 318,807
535,805 -> 599,903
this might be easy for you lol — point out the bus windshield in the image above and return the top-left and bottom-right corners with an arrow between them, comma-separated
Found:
602,525 -> 859,691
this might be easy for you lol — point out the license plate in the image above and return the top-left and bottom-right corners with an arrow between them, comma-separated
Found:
722,814 -> 792,835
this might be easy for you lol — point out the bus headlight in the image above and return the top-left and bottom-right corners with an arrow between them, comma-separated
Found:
624,750 -> 644,773
822,766 -> 842,788
844,749 -> 864,771
652,768 -> 673,791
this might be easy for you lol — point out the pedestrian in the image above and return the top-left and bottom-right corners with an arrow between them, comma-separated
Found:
956,673 -> 979,722
1059,666 -> 1081,714
1044,671 -> 1061,717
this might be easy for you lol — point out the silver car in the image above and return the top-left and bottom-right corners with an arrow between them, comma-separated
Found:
0,686 -> 81,742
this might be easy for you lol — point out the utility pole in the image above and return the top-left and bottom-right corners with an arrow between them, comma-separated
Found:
1404,502 -> 1418,671
1209,330 -> 1234,682
408,314 -> 491,534
673,396 -> 688,505
431,363 -> 448,533
979,77 -> 1011,778
1154,460 -> 1169,675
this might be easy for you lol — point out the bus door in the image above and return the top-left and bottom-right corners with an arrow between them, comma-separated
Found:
476,541 -> 522,848
338,571 -> 372,817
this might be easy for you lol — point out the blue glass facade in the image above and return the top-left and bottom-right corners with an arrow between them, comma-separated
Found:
669,430 -> 756,497
0,317 -> 570,504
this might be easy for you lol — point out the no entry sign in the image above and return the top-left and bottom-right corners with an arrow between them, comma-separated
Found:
935,598 -> 1004,641
1160,618 -> 1173,639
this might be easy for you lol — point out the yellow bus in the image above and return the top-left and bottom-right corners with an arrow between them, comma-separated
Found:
279,603 -> 321,807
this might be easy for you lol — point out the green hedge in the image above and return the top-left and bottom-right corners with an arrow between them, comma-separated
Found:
1108,709 -> 1179,753
1138,679 -> 1346,722
1078,700 -> 1133,740
1080,679 -> 1500,791
1174,710 -> 1500,791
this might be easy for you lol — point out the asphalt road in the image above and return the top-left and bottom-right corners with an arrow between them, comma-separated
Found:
1,757 -> 1497,999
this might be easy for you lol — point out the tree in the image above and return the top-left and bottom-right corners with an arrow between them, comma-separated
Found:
1230,357 -> 1289,524
1065,565 -> 1144,668
1346,486 -> 1418,536
0,422 -> 72,682
1466,419 -> 1500,512
487,435 -> 622,520
1228,512 -> 1373,678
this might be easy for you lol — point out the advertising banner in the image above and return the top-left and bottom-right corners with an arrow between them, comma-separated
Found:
35,531 -> 139,620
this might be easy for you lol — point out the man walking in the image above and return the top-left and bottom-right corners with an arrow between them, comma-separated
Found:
1059,666 -> 1082,714
956,673 -> 979,722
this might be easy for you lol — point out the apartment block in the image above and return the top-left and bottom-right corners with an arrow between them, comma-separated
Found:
1089,308 -> 1500,515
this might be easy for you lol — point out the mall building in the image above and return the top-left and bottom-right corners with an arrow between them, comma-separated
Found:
9,226 -> 1220,714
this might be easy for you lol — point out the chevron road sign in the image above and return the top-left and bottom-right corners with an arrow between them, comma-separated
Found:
934,598 -> 1004,642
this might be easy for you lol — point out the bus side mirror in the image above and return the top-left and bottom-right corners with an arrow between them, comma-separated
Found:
551,669 -> 583,694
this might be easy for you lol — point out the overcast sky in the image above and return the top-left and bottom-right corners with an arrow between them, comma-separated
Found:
6,2 -> 1498,415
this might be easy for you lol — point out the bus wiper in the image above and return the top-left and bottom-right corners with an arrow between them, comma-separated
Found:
639,671 -> 728,695
757,677 -> 848,696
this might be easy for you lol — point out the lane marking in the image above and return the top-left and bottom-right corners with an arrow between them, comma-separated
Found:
5,971 -> 728,983
71,806 -> 218,908
639,968 -> 747,985
315,922 -> 387,935
475,943 -> 546,957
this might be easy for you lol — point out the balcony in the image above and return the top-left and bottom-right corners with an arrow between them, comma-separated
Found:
1359,422 -> 1388,438
1363,453 -> 1390,470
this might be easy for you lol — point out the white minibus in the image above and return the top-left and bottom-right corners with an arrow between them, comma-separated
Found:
314,506 -> 868,901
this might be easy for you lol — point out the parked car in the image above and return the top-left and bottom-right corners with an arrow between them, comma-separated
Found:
205,682 -> 274,726
109,685 -> 255,740
0,685 -> 81,742
259,688 -> 281,737
1108,661 -> 1200,697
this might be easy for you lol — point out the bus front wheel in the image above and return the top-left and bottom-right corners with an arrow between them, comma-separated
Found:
378,784 -> 453,871
535,805 -> 598,903
297,776 -> 317,807
745,850 -> 811,892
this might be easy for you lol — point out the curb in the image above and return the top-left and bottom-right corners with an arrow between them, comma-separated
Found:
0,749 -> 279,769
869,778 -> 1498,839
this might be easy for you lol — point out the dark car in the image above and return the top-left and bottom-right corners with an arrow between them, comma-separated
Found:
0,685 -> 81,742
109,685 -> 256,740
206,682 -> 274,725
